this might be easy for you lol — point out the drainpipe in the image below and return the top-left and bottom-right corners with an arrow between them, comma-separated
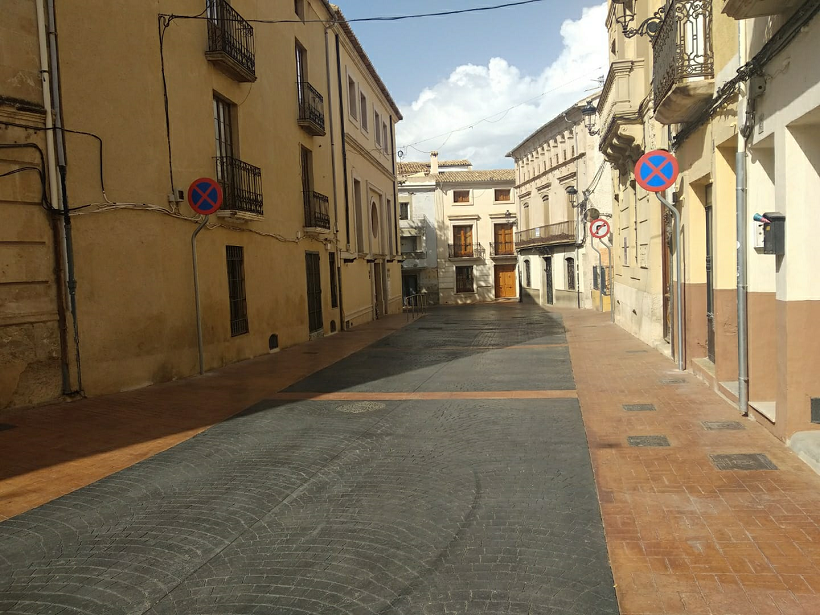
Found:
736,20 -> 750,416
324,23 -> 345,331
334,32 -> 352,330
46,0 -> 83,394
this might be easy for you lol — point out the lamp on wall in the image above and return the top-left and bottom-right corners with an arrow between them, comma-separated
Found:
611,0 -> 667,40
505,209 -> 517,226
581,100 -> 600,136
566,186 -> 578,209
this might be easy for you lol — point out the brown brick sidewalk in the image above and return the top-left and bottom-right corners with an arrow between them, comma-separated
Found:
563,308 -> 820,615
0,314 -> 413,520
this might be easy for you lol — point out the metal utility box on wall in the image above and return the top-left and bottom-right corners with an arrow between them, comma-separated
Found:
763,212 -> 785,256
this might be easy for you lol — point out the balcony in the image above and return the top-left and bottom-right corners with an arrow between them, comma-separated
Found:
490,242 -> 516,258
400,215 -> 428,236
448,243 -> 485,260
206,0 -> 256,83
722,0 -> 800,19
598,59 -> 646,167
515,220 -> 575,249
303,190 -> 331,231
298,82 -> 326,136
215,156 -> 263,218
652,0 -> 715,125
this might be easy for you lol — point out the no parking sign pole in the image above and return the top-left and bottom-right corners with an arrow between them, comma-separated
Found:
589,219 -> 614,322
188,178 -> 224,375
636,151 -> 684,371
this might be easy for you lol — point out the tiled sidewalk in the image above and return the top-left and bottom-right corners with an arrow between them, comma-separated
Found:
0,314 -> 412,520
563,308 -> 820,615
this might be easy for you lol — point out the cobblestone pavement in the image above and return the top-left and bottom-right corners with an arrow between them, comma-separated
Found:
0,305 -> 619,614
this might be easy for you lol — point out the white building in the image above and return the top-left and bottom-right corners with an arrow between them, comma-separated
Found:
506,96 -> 612,311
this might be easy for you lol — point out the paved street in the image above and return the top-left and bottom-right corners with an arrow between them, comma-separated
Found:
0,305 -> 619,614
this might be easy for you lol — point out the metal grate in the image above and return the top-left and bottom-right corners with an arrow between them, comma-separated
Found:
455,266 -> 474,293
297,81 -> 326,134
303,191 -> 330,229
628,435 -> 670,447
711,454 -> 777,471
703,421 -> 745,431
448,243 -> 486,259
206,0 -> 256,78
226,246 -> 249,336
216,156 -> 263,215
623,403 -> 656,412
515,220 -> 575,248
490,241 -> 515,257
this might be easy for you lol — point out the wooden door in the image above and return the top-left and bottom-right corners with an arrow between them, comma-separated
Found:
494,265 -> 517,298
305,252 -> 323,333
453,225 -> 473,257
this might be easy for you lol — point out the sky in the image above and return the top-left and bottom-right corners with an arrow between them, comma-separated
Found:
339,0 -> 609,169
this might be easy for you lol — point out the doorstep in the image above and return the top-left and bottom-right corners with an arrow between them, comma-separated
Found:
749,399 -> 777,423
691,356 -> 716,388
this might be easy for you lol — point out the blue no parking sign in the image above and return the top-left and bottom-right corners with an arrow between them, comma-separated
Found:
187,178 -> 223,215
635,150 -> 679,193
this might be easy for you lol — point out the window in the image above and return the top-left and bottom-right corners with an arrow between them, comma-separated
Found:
214,94 -> 235,160
371,199 -> 379,239
456,266 -> 474,293
329,252 -> 338,308
566,257 -> 575,291
524,259 -> 531,287
295,42 -> 307,105
360,92 -> 368,131
382,121 -> 389,153
348,75 -> 357,120
226,246 -> 249,336
494,223 -> 514,255
300,146 -> 314,224
453,190 -> 470,203
494,189 -> 511,202
399,201 -> 410,220
401,236 -> 418,254
354,178 -> 364,253
294,0 -> 305,21
593,266 -> 599,290
374,110 -> 381,146
386,198 -> 394,255
452,225 -> 473,257
523,203 -> 530,229
600,267 -> 608,295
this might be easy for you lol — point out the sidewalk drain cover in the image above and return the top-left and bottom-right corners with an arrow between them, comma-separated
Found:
660,378 -> 686,384
628,435 -> 670,447
0,423 -> 16,432
336,402 -> 386,414
623,404 -> 656,412
703,421 -> 745,431
711,453 -> 777,471
626,350 -> 648,354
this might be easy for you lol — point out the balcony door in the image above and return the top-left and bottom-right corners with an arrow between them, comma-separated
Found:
295,42 -> 307,107
214,94 -> 236,202
453,225 -> 473,258
494,223 -> 514,255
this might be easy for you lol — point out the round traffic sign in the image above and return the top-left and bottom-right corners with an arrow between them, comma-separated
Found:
188,178 -> 223,215
590,218 -> 610,239
635,150 -> 679,193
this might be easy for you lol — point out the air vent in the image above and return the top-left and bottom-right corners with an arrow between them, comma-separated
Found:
812,398 -> 820,424
268,334 -> 279,351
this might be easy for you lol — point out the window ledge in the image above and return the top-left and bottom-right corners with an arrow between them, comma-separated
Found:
217,210 -> 263,222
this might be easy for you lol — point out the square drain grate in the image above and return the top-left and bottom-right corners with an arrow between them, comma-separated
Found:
0,423 -> 16,432
628,435 -> 670,447
711,453 -> 778,471
623,403 -> 656,412
703,421 -> 745,431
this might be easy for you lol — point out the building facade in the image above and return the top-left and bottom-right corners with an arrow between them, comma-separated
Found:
507,96 -> 612,311
0,0 -> 402,409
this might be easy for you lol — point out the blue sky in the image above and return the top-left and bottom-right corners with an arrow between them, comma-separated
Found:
338,1 -> 609,168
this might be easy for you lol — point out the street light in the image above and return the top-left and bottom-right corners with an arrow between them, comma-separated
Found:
582,100 -> 599,136
504,209 -> 516,226
611,0 -> 666,40
566,186 -> 578,208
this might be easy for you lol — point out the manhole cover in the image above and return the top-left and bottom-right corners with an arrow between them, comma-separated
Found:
0,423 -> 16,432
703,421 -> 745,431
335,402 -> 386,414
627,435 -> 670,447
710,453 -> 777,471
623,404 -> 656,412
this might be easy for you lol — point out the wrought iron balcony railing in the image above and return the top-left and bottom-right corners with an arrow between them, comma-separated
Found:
515,220 -> 575,248
206,0 -> 256,82
490,242 -> 516,257
652,0 -> 714,107
216,156 -> 263,215
448,243 -> 485,259
304,190 -> 331,230
298,82 -> 326,136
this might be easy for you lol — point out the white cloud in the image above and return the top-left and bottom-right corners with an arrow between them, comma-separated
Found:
396,3 -> 609,169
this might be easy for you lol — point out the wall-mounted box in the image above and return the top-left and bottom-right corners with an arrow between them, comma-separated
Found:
763,212 -> 785,256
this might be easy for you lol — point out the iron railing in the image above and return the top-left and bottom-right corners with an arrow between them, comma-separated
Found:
304,190 -> 330,229
515,220 -> 575,248
448,243 -> 485,259
490,241 -> 515,257
297,81 -> 326,135
215,156 -> 263,215
206,0 -> 256,79
404,292 -> 429,321
653,0 -> 714,105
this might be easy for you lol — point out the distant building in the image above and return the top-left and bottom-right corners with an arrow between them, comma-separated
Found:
398,154 -> 517,304
506,95 -> 611,311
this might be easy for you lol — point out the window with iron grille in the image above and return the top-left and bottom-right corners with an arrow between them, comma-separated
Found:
566,257 -> 576,291
592,266 -> 599,291
456,266 -> 474,293
600,266 -> 608,296
295,41 -> 307,106
329,252 -> 338,308
399,201 -> 409,220
214,94 -> 235,161
226,246 -> 249,336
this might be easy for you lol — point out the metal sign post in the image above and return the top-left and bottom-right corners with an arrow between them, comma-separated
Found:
589,219 -> 611,315
635,151 -> 684,371
188,178 -> 223,375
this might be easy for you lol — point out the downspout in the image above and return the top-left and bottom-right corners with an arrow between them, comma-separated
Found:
390,116 -> 399,261
334,32 -> 351,329
46,0 -> 83,394
736,20 -> 750,416
36,0 -> 71,394
324,22 -> 345,331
